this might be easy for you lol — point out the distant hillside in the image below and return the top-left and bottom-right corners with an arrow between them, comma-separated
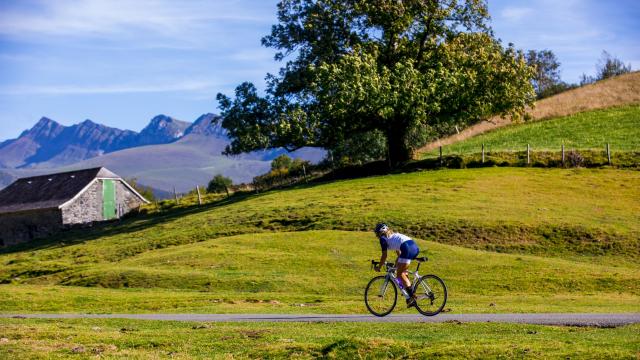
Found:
0,113 -> 326,194
54,135 -> 324,194
0,115 -> 193,168
419,71 -> 640,153
420,105 -> 640,158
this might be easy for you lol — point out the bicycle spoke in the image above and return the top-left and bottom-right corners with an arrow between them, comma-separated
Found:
413,275 -> 447,316
365,276 -> 397,317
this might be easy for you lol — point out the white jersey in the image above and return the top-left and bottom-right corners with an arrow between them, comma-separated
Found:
379,232 -> 412,251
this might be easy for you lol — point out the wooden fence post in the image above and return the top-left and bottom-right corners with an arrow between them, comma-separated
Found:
607,143 -> 611,165
439,146 -> 443,167
302,164 -> 308,183
561,144 -> 565,166
482,143 -> 485,164
173,186 -> 179,205
196,185 -> 202,206
527,144 -> 530,165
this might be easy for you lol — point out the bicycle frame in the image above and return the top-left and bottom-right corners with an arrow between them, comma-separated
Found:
367,257 -> 447,316
375,261 -> 431,300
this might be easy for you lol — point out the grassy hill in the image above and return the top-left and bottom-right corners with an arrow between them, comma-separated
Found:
3,167 -> 639,263
1,230 -> 639,315
419,71 -> 640,153
1,166 -> 639,358
1,167 -> 638,315
420,105 -> 640,158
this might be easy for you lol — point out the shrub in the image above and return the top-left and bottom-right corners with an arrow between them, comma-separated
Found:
567,151 -> 584,168
271,154 -> 293,171
207,174 -> 233,196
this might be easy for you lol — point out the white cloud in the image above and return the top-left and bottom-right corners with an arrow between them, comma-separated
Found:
0,0 -> 273,44
500,7 -> 534,22
0,80 -> 218,95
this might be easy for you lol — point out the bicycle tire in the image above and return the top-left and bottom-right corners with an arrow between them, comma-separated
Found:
364,275 -> 397,317
412,274 -> 447,316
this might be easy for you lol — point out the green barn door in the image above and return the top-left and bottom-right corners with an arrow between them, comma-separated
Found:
103,180 -> 117,220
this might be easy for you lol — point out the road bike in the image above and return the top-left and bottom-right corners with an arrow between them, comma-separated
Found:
365,257 -> 447,317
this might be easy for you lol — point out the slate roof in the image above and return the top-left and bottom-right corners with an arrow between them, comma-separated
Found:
0,167 -> 120,214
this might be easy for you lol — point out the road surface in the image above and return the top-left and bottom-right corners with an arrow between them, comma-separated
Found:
2,313 -> 639,327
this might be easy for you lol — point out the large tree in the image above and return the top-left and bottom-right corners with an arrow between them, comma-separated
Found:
216,0 -> 535,166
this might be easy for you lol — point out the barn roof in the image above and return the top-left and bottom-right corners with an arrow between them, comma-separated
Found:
0,167 -> 130,214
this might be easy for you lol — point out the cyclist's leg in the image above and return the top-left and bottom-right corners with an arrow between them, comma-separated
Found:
398,240 -> 420,289
396,262 -> 411,288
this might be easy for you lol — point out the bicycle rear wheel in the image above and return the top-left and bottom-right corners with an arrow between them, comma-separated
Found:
364,276 -> 397,317
413,274 -> 447,316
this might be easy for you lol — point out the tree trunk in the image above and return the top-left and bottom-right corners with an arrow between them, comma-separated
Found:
386,126 -> 412,168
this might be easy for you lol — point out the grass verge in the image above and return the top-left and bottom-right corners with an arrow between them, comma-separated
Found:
0,318 -> 638,359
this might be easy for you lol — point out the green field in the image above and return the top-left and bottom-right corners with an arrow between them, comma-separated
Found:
2,166 -> 639,357
1,168 -> 639,315
1,318 -> 639,359
421,105 -> 640,158
1,230 -> 639,314
4,168 -> 639,265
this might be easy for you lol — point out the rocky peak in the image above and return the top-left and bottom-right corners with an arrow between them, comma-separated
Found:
184,113 -> 227,138
137,115 -> 191,146
26,117 -> 65,140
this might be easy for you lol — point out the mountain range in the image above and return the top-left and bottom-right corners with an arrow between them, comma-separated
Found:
0,114 -> 325,196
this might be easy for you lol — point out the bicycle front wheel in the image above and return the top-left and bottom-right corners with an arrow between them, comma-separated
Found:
413,274 -> 447,316
364,276 -> 397,317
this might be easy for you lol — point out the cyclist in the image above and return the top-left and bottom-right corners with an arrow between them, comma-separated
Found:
373,223 -> 420,307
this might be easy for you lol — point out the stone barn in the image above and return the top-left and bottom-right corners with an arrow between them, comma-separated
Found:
0,167 -> 149,247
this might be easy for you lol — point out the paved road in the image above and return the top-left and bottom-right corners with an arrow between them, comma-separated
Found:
3,313 -> 639,327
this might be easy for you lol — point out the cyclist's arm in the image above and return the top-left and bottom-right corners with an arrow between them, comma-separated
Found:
377,250 -> 387,272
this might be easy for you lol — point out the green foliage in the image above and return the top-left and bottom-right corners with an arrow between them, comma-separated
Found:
526,49 -> 560,95
207,174 -> 233,194
216,0 -> 535,166
331,129 -> 387,166
125,178 -> 156,202
525,49 -> 577,99
271,154 -> 293,170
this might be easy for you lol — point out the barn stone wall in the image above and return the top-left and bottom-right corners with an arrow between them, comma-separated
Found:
0,209 -> 62,247
115,181 -> 145,217
61,180 -> 102,225
60,179 -> 144,225
0,178 -> 146,247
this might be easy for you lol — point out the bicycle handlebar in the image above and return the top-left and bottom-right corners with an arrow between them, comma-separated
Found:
371,260 -> 395,270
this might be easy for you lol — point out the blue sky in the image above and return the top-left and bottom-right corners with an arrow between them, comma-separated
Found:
0,0 -> 638,141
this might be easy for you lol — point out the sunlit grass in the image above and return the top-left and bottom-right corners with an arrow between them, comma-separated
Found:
1,231 -> 638,314
421,105 -> 640,157
1,318 -> 639,359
